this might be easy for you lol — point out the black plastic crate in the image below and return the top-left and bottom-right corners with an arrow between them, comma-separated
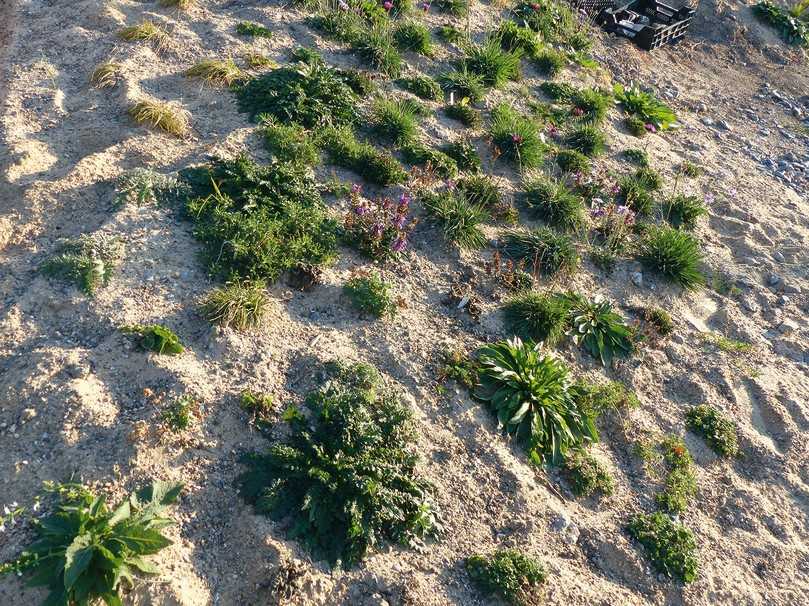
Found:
567,0 -> 616,16
597,0 -> 695,50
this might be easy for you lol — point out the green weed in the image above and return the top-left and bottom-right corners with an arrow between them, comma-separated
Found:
344,270 -> 398,318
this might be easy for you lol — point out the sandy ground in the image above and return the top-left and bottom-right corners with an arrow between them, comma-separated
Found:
0,0 -> 808,605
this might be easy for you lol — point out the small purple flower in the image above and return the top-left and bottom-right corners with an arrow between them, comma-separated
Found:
511,133 -> 524,144
394,214 -> 407,230
616,205 -> 631,214
644,123 -> 657,133
590,207 -> 606,218
383,0 -> 393,10
399,192 -> 412,206
610,182 -> 621,195
354,204 -> 368,216
420,1 -> 430,10
704,192 -> 716,205
351,183 -> 362,194
372,222 -> 385,239
382,198 -> 393,211
391,237 -> 407,253
445,179 -> 456,190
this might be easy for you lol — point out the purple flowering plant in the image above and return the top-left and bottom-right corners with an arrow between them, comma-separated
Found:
343,185 -> 417,260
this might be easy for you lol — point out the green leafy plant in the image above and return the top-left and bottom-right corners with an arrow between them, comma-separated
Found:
121,324 -> 184,355
352,23 -> 404,77
563,293 -> 635,366
614,84 -> 677,130
490,103 -> 545,169
456,174 -> 500,208
563,450 -> 615,497
754,1 -> 809,46
236,20 -> 273,38
622,148 -> 649,167
162,394 -> 197,432
114,168 -> 189,207
512,0 -> 589,48
539,80 -> 576,102
441,139 -> 481,172
662,195 -> 707,230
401,141 -> 458,178
644,306 -> 674,336
394,20 -> 433,55
494,20 -> 541,55
466,549 -> 546,606
502,228 -> 579,277
344,270 -> 397,318
571,379 -> 640,416
570,87 -> 612,125
686,404 -> 739,458
445,102 -> 483,127
0,481 -> 182,606
435,0 -> 469,17
521,175 -> 585,231
397,74 -> 442,100
422,189 -> 490,249
474,337 -> 598,463
239,362 -> 440,567
655,437 -> 697,514
637,226 -> 705,290
503,290 -> 570,345
369,97 -> 423,144
260,118 -> 319,166
183,155 -> 338,280
532,47 -> 566,76
437,347 -> 479,389
40,234 -> 122,296
202,280 -> 269,330
565,125 -> 606,157
627,512 -> 698,583
555,149 -> 591,174
616,173 -> 654,215
321,126 -> 408,185
437,23 -> 464,44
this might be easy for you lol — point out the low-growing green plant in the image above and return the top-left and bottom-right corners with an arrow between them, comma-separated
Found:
700,331 -> 752,353
239,361 -> 440,567
754,1 -> 809,46
638,226 -> 705,290
441,139 -> 481,172
503,290 -> 570,345
122,324 -> 184,354
186,58 -> 244,86
394,20 -> 433,55
555,149 -> 591,174
565,125 -> 606,157
439,67 -> 486,103
622,148 -> 649,167
539,80 -> 576,102
466,549 -> 546,606
502,228 -> 579,277
397,74 -> 442,100
474,337 -> 598,463
343,188 -> 416,260
369,97 -> 422,144
461,40 -> 522,89
422,189 -> 490,249
564,450 -> 615,497
400,140 -> 457,178
533,47 -> 566,76
240,389 -> 275,430
115,168 -> 189,207
572,379 -> 640,416
617,173 -> 654,215
679,159 -> 701,177
490,103 -> 545,169
494,20 -> 541,55
662,194 -> 707,230
571,87 -> 612,124
625,115 -> 648,137
243,51 -> 276,69
512,0 -> 589,48
236,20 -> 273,38
562,293 -> 635,366
352,23 -> 404,77
40,234 -> 122,295
686,405 -> 739,458
435,0 -> 469,17
614,83 -> 677,130
183,155 -> 339,280
321,126 -> 409,185
0,481 -> 183,606
633,167 -> 662,191
655,436 -> 697,514
438,347 -> 479,389
445,101 -> 483,127
128,99 -> 190,137
90,62 -> 121,88
161,0 -> 195,8
344,270 -> 398,318
644,306 -> 674,336
521,175 -> 585,232
627,512 -> 698,583
202,280 -> 269,330
437,23 -> 464,44
260,118 -> 319,166
162,394 -> 197,431
456,174 -> 500,208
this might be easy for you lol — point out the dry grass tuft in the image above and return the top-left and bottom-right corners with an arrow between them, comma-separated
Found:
243,52 -> 277,69
128,99 -> 190,137
185,59 -> 244,86
118,21 -> 170,52
90,63 -> 121,89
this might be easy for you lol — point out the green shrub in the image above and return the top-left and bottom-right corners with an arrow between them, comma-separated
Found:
562,293 -> 635,366
638,226 -> 704,290
555,149 -> 591,173
503,290 -> 570,345
754,0 -> 809,46
627,512 -> 698,583
502,228 -> 578,277
344,270 -> 397,318
202,280 -> 269,330
494,20 -> 541,55
369,97 -> 422,144
474,337 -> 598,463
532,47 -> 566,76
239,361 -> 440,567
622,148 -> 649,167
565,125 -> 606,156
441,139 -> 481,172
461,40 -> 522,88
564,451 -> 615,497
320,126 -> 408,185
236,20 -> 273,38
122,324 -> 184,354
422,189 -> 489,249
686,404 -> 739,458
260,118 -> 319,166
614,83 -> 677,130
400,141 -> 458,178
490,104 -> 545,169
397,74 -> 442,100
439,67 -> 486,103
662,195 -> 707,230
521,175 -> 585,231
466,549 -> 546,605
394,20 -> 433,55
40,234 -> 122,295
645,306 -> 674,336
0,481 -> 182,606
183,155 -> 338,280
445,102 -> 483,127
234,62 -> 359,126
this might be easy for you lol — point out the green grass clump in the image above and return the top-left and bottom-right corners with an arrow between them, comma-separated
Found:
40,234 -> 122,295
521,175 -> 585,232
686,404 -> 739,458
627,512 -> 698,583
397,74 -> 442,100
456,174 -> 500,208
445,102 -> 483,127
565,125 -> 606,156
369,97 -> 422,144
90,62 -> 121,88
0,481 -> 182,605
638,226 -> 704,290
555,149 -> 591,173
680,159 -> 702,177
435,0 -> 469,16
494,20 -> 541,55
320,126 -> 408,185
128,99 -> 190,137
437,24 -> 464,44
502,228 -> 579,277
202,280 -> 269,331
616,174 -> 654,215
260,118 -> 319,166
352,24 -> 404,77
344,270 -> 397,318
490,104 -> 545,169
564,451 -> 615,498
572,379 -> 640,416
234,62 -> 359,126
236,21 -> 273,38
571,87 -> 612,124
614,83 -> 677,130
503,290 -> 570,345
401,141 -> 458,178
645,306 -> 674,336
466,549 -> 546,605
394,20 -> 433,55
183,154 -> 338,280
634,167 -> 663,191
622,148 -> 649,167
422,190 -> 489,249
563,293 -> 635,366
662,194 -> 707,230
474,337 -> 598,463
439,67 -> 486,103
239,361 -> 440,567
185,58 -> 244,86
243,52 -> 276,69
461,40 -> 522,88
625,115 -> 648,137
539,81 -> 576,102
512,0 -> 589,48
532,47 -> 566,76
122,324 -> 184,355
441,139 -> 481,172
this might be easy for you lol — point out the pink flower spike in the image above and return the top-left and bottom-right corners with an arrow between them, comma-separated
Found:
644,123 -> 657,133
383,0 -> 393,10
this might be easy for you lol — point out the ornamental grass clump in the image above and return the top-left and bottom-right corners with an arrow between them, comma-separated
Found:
118,20 -> 170,52
555,149 -> 591,174
686,404 -> 739,458
456,174 -> 500,208
40,234 -> 122,296
397,74 -> 442,100
565,125 -> 606,157
521,175 -> 585,232
435,0 -> 469,17
571,87 -> 612,125
236,20 -> 273,38
490,104 -> 545,169
422,189 -> 490,250
662,194 -> 707,230
344,270 -> 398,318
461,40 -> 522,89
502,228 -> 579,277
562,293 -> 635,366
202,280 -> 270,330
239,361 -> 441,567
352,23 -> 404,77
532,47 -> 566,76
466,549 -> 546,606
90,62 -> 121,88
128,99 -> 190,137
343,186 -> 416,260
439,67 -> 486,103
183,154 -> 338,281
503,290 -> 570,345
185,58 -> 244,86
0,481 -> 182,606
638,226 -> 705,290
394,20 -> 433,55
627,512 -> 698,583
369,97 -> 423,145
494,20 -> 541,55
474,337 -> 598,463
